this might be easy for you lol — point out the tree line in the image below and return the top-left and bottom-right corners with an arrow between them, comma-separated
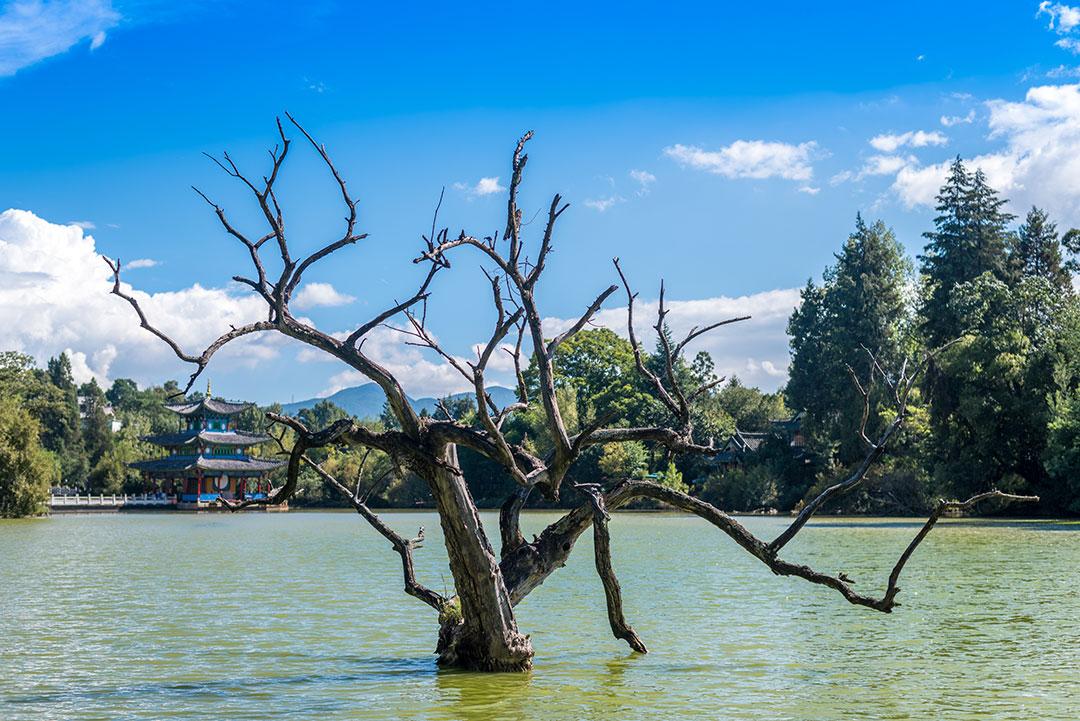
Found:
786,159 -> 1080,515
2,158 -> 1078,518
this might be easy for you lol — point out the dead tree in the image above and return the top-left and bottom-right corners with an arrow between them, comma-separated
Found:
106,119 -> 1037,671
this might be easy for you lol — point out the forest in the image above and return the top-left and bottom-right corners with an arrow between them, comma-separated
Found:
2,158 -> 1078,518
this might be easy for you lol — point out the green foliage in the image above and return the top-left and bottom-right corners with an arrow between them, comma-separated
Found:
598,441 -> 648,480
788,215 -> 913,465
0,396 -> 56,517
698,465 -> 777,512
1046,388 -> 1080,513
784,159 -> 1080,514
654,460 -> 687,494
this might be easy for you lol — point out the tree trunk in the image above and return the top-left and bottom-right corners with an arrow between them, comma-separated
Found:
426,443 -> 533,671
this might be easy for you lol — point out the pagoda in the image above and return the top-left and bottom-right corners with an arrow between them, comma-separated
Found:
130,385 -> 283,509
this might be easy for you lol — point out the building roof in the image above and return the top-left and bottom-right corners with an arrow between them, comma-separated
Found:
163,397 -> 253,417
129,455 -> 284,474
730,430 -> 768,452
141,429 -> 273,448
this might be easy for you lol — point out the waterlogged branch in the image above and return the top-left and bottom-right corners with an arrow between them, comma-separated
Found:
768,339 -> 962,555
576,483 -> 648,653
306,453 -> 447,611
502,481 -> 1037,615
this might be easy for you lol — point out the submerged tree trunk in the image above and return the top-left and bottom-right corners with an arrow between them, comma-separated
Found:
426,443 -> 533,671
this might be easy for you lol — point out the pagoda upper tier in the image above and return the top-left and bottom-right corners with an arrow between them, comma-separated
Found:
164,397 -> 252,417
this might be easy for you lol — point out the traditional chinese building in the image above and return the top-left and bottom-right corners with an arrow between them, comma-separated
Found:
130,390 -> 283,508
711,411 -> 808,466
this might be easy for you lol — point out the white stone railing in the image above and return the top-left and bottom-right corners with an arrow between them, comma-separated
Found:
48,493 -> 176,508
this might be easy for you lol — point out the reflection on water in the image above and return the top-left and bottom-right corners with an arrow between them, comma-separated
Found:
1,512 -> 1076,720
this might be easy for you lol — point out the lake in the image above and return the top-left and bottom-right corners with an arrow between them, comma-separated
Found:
1,511 -> 1077,720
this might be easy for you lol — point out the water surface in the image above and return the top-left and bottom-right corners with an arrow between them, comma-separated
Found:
1,511 -> 1077,720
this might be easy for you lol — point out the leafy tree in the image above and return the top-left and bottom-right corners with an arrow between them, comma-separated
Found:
0,396 -> 56,517
597,441 -> 648,480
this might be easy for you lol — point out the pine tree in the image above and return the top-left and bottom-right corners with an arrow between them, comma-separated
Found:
787,216 -> 912,464
918,159 -> 1014,345
1012,206 -> 1071,291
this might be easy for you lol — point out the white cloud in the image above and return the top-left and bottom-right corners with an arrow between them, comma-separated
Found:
542,287 -> 801,391
893,83 -> 1080,223
0,209 -> 283,387
831,154 -> 918,185
317,325 -> 515,398
0,0 -> 120,76
125,258 -> 158,269
629,169 -> 656,195
868,130 -> 948,153
916,54 -> 926,61
1039,2 -> 1080,33
312,287 -> 803,396
584,195 -> 625,212
292,282 -> 356,310
1057,37 -> 1080,53
1047,64 -> 1080,78
69,219 -> 95,230
664,140 -> 818,181
940,109 -> 977,126
797,185 -> 821,195
453,176 -> 506,198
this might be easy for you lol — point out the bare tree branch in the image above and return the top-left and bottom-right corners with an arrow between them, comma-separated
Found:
576,483 -> 648,653
103,256 -> 275,395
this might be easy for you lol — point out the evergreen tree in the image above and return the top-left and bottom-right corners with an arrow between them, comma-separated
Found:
1012,207 -> 1071,290
918,160 -> 1014,345
787,216 -> 912,464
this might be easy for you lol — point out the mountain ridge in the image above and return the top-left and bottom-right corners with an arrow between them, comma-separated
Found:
281,383 -> 518,419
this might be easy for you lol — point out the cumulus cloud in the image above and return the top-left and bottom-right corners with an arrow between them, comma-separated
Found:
542,288 -> 801,391
125,258 -> 158,269
1039,2 -> 1080,33
0,209 -> 283,386
453,176 -> 505,198
318,287 -> 803,396
584,195 -> 625,212
868,130 -> 948,153
292,281 -> 356,310
664,140 -> 818,181
893,83 -> 1080,222
0,0 -> 120,76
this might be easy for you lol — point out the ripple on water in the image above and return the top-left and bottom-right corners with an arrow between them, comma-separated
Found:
0,512 -> 1077,721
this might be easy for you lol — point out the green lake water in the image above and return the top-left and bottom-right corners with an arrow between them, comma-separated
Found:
1,511 -> 1077,720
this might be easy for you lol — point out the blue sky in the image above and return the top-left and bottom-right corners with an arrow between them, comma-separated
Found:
4,1 -> 1080,403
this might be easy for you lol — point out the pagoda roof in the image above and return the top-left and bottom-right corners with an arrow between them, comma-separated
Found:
142,429 -> 273,447
129,455 -> 284,474
163,397 -> 252,416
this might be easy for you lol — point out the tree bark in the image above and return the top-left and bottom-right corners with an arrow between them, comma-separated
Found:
425,443 -> 533,671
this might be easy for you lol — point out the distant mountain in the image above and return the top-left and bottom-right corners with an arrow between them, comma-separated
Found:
412,385 -> 519,417
281,383 -> 518,420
